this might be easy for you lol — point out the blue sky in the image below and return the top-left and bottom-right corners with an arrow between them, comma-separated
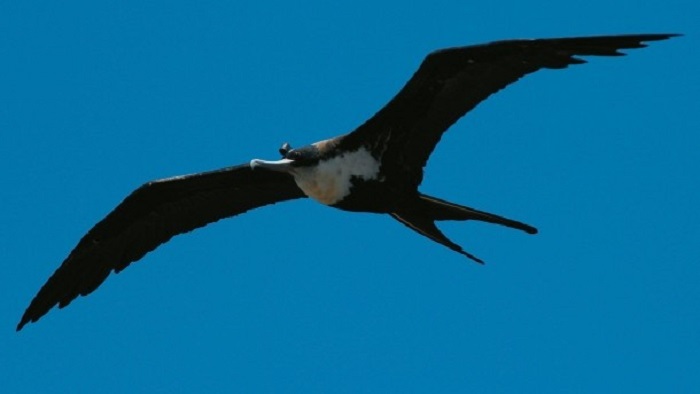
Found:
2,1 -> 697,392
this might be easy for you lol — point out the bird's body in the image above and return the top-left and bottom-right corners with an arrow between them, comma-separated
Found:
17,33 -> 678,330
290,145 -> 382,207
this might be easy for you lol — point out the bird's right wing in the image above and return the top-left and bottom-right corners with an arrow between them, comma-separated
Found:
17,164 -> 306,330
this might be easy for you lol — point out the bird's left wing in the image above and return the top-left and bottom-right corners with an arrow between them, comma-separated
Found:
340,34 -> 678,188
17,164 -> 306,330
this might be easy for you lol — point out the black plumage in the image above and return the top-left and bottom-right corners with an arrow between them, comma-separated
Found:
17,34 -> 678,331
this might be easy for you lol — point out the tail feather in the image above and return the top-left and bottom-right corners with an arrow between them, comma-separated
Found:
419,194 -> 537,234
389,194 -> 537,263
390,212 -> 484,264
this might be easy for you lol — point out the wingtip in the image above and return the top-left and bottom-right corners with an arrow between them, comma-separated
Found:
608,33 -> 682,42
634,33 -> 682,45
16,309 -> 38,331
16,318 -> 28,332
641,33 -> 682,39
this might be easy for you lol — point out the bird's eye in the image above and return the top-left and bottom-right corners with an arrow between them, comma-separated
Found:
279,142 -> 292,157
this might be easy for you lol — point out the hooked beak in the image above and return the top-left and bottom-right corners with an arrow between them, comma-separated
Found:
249,158 -> 295,172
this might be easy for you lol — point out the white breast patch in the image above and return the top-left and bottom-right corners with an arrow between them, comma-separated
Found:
293,147 -> 381,205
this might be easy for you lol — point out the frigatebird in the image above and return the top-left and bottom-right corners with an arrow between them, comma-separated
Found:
17,34 -> 677,330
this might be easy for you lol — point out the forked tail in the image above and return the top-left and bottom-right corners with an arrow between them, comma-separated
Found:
390,193 -> 537,263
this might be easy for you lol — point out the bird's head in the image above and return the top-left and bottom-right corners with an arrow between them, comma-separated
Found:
250,142 -> 321,172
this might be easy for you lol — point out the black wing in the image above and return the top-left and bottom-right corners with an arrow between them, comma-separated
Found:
17,164 -> 306,330
341,34 -> 678,188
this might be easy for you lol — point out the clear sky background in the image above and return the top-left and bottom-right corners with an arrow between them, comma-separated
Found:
2,1 -> 697,393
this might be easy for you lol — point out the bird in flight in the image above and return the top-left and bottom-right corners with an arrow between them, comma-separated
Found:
17,33 -> 678,330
